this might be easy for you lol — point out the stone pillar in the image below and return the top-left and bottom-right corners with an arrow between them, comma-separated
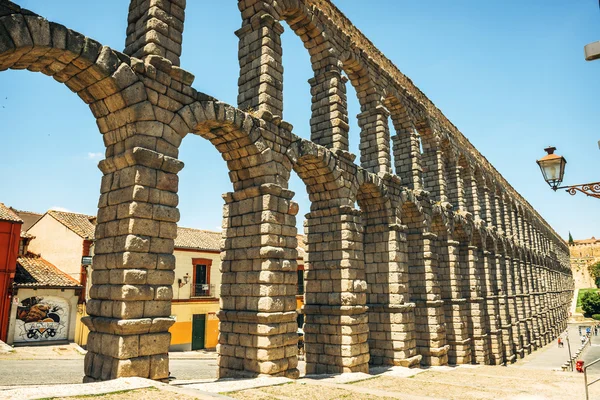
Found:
392,127 -> 423,190
503,201 -> 513,237
512,257 -> 527,357
366,224 -> 420,367
524,257 -> 538,350
125,0 -> 185,65
446,163 -> 466,212
304,206 -> 369,374
423,150 -> 447,202
496,254 -> 515,363
236,12 -> 284,117
494,194 -> 504,233
309,65 -> 350,151
482,187 -> 493,226
83,146 -> 184,382
482,250 -> 502,364
463,169 -> 480,218
505,255 -> 523,358
357,105 -> 391,174
442,240 -> 470,364
519,258 -> 533,354
467,245 -> 490,364
218,184 -> 299,378
410,232 -> 448,366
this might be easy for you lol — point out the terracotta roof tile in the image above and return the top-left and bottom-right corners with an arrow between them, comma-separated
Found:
20,231 -> 34,239
0,203 -> 23,223
174,227 -> 306,259
175,227 -> 222,251
574,237 -> 600,245
15,253 -> 81,287
48,210 -> 96,240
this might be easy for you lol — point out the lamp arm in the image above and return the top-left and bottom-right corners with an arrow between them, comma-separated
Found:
556,182 -> 600,199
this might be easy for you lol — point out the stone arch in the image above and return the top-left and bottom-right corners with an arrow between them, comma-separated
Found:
355,173 -> 418,367
400,199 -> 445,366
458,154 -> 476,217
385,94 -> 423,190
170,100 -> 305,379
414,118 -> 444,202
175,101 -> 284,190
285,138 -> 370,374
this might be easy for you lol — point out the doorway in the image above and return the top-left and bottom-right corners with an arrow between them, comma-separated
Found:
192,314 -> 206,350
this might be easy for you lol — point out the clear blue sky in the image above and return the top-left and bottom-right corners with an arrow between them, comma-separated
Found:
1,1 -> 599,241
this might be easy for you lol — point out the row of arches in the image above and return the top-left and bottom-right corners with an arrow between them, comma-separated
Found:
233,0 -> 567,260
0,0 -> 572,382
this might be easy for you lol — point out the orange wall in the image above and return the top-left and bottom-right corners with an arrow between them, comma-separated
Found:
0,220 -> 21,341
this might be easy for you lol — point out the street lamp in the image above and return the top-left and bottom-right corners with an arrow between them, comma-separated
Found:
536,146 -> 600,199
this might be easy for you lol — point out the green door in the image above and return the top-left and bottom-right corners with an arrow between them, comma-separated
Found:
192,314 -> 206,350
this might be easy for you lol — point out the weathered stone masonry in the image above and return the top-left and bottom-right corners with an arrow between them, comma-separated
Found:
0,0 -> 573,381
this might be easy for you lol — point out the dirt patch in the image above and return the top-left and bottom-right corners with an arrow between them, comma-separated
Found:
228,382 -> 396,400
43,387 -> 201,400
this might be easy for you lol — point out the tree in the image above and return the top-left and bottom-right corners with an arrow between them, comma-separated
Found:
590,261 -> 600,288
569,232 -> 574,246
582,290 -> 600,315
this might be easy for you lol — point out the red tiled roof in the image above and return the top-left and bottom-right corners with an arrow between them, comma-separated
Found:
47,210 -> 96,240
0,203 -> 23,223
15,253 -> 81,287
175,227 -> 222,251
574,237 -> 600,245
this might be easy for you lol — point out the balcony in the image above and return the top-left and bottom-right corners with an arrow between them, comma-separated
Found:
191,283 -> 215,298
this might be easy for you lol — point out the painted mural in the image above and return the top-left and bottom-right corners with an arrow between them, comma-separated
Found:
14,296 -> 69,342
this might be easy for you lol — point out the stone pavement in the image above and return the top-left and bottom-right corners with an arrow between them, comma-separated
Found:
0,342 -> 217,361
513,323 -> 590,371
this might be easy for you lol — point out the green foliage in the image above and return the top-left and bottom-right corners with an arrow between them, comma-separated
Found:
590,261 -> 600,278
593,314 -> 600,321
569,232 -> 574,246
581,290 -> 600,316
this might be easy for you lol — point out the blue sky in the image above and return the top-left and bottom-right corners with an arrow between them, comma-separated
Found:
1,1 -> 599,241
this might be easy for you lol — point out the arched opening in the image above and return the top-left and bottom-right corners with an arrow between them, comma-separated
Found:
0,8 -> 140,383
468,229 -> 491,365
386,95 -> 420,188
416,122 -> 443,202
497,240 -> 516,363
290,142 -> 369,375
176,102 -> 301,379
483,233 -> 505,365
357,181 -> 418,367
405,205 -> 448,366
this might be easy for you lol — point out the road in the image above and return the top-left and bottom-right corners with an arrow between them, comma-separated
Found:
0,359 -> 218,386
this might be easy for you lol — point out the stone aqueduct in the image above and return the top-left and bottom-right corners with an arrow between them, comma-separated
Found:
0,0 -> 573,381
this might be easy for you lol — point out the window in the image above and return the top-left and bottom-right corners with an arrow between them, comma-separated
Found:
297,266 -> 304,295
192,258 -> 213,297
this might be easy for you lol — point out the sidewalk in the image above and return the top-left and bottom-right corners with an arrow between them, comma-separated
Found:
0,341 -> 218,361
514,323 -> 592,371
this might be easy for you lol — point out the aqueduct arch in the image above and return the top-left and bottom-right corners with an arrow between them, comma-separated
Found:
1,0 -> 574,382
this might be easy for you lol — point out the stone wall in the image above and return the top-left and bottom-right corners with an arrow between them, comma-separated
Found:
0,0 -> 573,381
570,238 -> 600,289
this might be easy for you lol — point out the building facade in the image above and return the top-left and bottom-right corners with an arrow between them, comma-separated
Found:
0,0 -> 574,382
570,237 -> 600,289
0,203 -> 22,342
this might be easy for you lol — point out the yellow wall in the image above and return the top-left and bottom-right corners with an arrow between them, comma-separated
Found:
169,300 -> 220,350
75,303 -> 89,346
28,215 -> 83,281
173,249 -> 221,300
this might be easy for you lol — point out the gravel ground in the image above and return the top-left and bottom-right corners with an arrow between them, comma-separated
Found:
227,382 -> 397,400
351,366 -> 590,400
46,387 -> 199,400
